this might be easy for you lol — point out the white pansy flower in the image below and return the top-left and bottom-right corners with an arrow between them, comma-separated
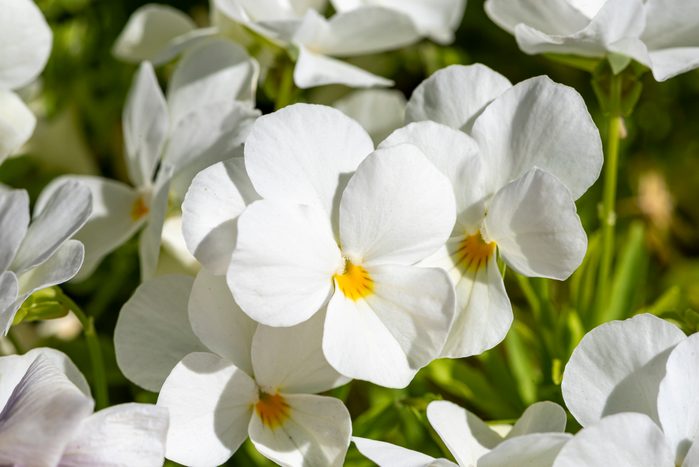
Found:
355,400 -> 571,467
0,181 -> 91,334
556,313 -> 699,466
333,88 -> 406,144
485,0 -> 699,80
38,39 -> 259,280
330,0 -> 467,44
224,104 -> 456,387
0,0 -> 52,163
115,271 -> 351,466
381,64 -> 601,358
0,348 -> 168,466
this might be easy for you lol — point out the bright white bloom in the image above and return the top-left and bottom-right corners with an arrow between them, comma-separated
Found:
38,40 -> 259,280
115,271 -> 351,466
485,0 -> 699,81
220,104 -> 456,387
381,64 -> 601,358
330,0 -> 467,44
355,400 -> 571,467
0,348 -> 168,466
555,313 -> 699,466
0,181 -> 91,334
0,0 -> 52,163
333,88 -> 406,144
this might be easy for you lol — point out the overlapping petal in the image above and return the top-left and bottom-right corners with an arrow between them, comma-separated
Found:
333,89 -> 406,144
352,437 -> 454,467
294,46 -> 394,88
0,189 -> 29,271
0,90 -> 36,162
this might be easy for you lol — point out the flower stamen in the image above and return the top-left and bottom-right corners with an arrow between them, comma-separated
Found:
130,195 -> 149,221
334,258 -> 374,300
255,391 -> 290,430
454,231 -> 496,273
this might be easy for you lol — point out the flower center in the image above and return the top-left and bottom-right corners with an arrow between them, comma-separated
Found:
130,195 -> 149,221
255,391 -> 290,430
334,258 -> 374,300
454,231 -> 496,273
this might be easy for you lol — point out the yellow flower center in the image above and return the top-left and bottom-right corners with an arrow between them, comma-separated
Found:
130,195 -> 149,221
454,231 -> 496,273
334,258 -> 374,300
255,392 -> 290,430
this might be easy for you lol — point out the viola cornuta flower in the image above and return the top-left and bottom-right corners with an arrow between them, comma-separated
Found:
485,0 -> 699,80
382,64 -> 602,359
355,400 -> 571,466
555,313 -> 699,466
0,181 -> 91,334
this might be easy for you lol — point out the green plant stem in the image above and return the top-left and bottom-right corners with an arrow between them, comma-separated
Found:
56,288 -> 108,410
595,73 -> 624,324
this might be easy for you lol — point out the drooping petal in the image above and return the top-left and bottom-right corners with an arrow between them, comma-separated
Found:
228,200 -> 342,327
484,0 -> 590,37
480,433 -> 572,467
0,189 -> 29,271
0,355 -> 93,466
552,413 -> 674,467
0,0 -> 52,89
484,169 -> 587,280
471,76 -> 602,199
657,333 -> 699,465
181,157 -> 259,275
352,436 -> 450,467
252,311 -> 348,394
561,313 -> 686,427
339,144 -> 455,266
157,352 -> 257,466
294,46 -> 394,89
249,393 -> 351,467
189,269 -> 257,375
112,4 -> 196,62
646,47 -> 699,82
323,265 -> 454,388
115,275 -> 206,392
0,90 -> 36,162
426,400 -> 503,467
11,180 -> 91,275
333,89 -> 406,144
507,401 -> 567,438
405,64 -> 512,132
0,272 -> 18,330
60,403 -> 168,466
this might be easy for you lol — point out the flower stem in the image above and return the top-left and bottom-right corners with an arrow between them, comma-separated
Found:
56,288 -> 109,409
595,72 -> 624,324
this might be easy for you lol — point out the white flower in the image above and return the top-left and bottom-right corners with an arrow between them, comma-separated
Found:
380,64 -> 602,358
0,181 -> 91,334
115,271 -> 352,466
333,88 -> 406,144
555,313 -> 699,466
0,348 -> 168,466
222,104 -> 456,387
485,0 -> 699,81
38,40 -> 259,280
0,0 -> 52,163
355,400 -> 571,467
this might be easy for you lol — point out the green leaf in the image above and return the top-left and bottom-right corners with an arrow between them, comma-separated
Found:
606,222 -> 648,322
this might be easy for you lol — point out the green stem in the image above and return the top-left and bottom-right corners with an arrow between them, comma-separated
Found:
275,63 -> 294,110
595,73 -> 624,324
56,288 -> 108,409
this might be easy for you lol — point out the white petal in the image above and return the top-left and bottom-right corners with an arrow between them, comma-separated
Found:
472,76 -> 602,199
11,180 -> 91,275
553,413 -> 674,467
352,436 -> 446,467
60,403 -> 168,466
339,144 -> 456,266
426,400 -> 502,466
484,169 -> 587,280
323,265 -> 455,388
405,64 -> 512,131
647,47 -> 699,82
158,352 -> 256,466
507,401 -> 567,438
0,189 -> 29,271
252,311 -> 348,394
484,0 -> 589,36
181,157 -> 259,275
167,38 -> 258,124
115,275 -> 206,392
658,333 -> 699,465
294,46 -> 394,89
112,4 -> 196,62
160,215 -> 198,270
682,438 -> 699,467
0,0 -> 52,89
333,89 -> 406,144
228,200 -> 342,327
561,313 -> 685,427
0,355 -> 93,466
480,433 -> 572,467
138,176 -> 171,280
123,61 -> 169,187
249,393 -> 351,467
189,269 -> 257,375
0,90 -> 36,161
0,272 -> 18,331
